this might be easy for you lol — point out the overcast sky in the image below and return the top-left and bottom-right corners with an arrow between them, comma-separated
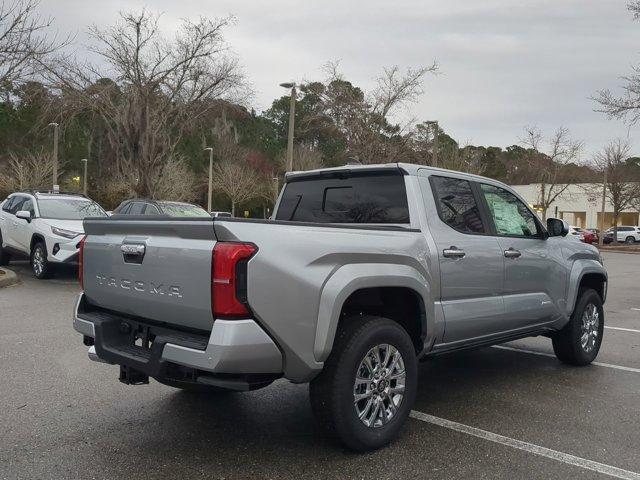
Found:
39,0 -> 640,159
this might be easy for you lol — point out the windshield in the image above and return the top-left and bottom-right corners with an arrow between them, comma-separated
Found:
160,202 -> 210,217
38,198 -> 107,220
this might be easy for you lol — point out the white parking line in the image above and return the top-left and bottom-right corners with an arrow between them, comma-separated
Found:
606,326 -> 640,334
492,345 -> 640,373
410,411 -> 640,479
631,308 -> 640,312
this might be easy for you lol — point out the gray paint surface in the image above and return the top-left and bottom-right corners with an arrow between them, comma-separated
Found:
79,163 -> 606,382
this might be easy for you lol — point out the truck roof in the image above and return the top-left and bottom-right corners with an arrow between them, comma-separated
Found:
284,162 -> 511,189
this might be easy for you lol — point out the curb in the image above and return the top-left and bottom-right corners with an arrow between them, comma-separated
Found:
0,267 -> 19,288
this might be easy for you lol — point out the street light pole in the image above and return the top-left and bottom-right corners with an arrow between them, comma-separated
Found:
280,82 -> 297,172
425,120 -> 439,167
48,123 -> 59,188
598,164 -> 607,247
81,159 -> 88,196
204,147 -> 214,213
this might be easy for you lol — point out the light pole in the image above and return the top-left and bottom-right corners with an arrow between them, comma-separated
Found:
280,82 -> 297,172
204,147 -> 214,213
81,158 -> 88,196
425,120 -> 439,167
48,122 -> 59,189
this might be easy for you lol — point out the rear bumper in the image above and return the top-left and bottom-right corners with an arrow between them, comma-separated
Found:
73,294 -> 283,378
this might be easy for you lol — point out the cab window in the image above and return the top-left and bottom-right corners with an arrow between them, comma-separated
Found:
480,184 -> 541,237
430,176 -> 485,233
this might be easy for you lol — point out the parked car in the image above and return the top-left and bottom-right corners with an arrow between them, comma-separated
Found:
603,226 -> 640,244
585,228 -> 600,243
74,164 -> 607,451
0,190 -> 107,278
112,199 -> 210,217
568,226 -> 596,243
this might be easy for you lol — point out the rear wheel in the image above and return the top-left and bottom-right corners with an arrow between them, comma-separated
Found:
0,231 -> 10,266
625,236 -> 635,244
31,241 -> 53,279
309,315 -> 417,451
552,288 -> 604,366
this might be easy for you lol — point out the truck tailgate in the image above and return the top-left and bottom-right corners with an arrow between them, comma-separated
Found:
82,218 -> 216,332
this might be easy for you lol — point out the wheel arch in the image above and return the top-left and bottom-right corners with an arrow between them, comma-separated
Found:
567,261 -> 607,316
314,263 -> 433,363
30,233 -> 46,253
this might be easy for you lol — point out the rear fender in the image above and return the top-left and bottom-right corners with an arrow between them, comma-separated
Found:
314,263 -> 434,362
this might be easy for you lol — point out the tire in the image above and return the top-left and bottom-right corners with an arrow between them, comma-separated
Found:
0,231 -> 10,266
552,288 -> 604,366
625,236 -> 635,244
30,241 -> 53,279
155,377 -> 236,394
309,315 -> 417,452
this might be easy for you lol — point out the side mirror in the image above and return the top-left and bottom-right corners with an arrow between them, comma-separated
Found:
15,210 -> 32,222
547,217 -> 569,237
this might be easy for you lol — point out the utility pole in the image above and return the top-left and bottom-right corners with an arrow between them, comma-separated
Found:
280,82 -> 297,172
598,165 -> 607,247
48,123 -> 59,188
425,120 -> 439,167
204,147 -> 214,212
81,159 -> 88,196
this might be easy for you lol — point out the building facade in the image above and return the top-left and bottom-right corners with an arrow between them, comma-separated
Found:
511,183 -> 640,228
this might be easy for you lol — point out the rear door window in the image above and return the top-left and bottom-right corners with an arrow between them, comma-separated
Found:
275,171 -> 410,224
430,176 -> 485,233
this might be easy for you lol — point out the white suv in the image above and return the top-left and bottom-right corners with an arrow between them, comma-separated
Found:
605,226 -> 640,244
0,191 -> 107,278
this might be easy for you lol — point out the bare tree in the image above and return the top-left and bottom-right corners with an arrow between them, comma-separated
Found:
591,139 -> 640,241
521,126 -> 583,220
211,140 -> 261,215
0,150 -> 55,194
309,61 -> 438,164
0,0 -> 66,95
438,144 -> 487,176
593,2 -> 640,123
278,144 -> 324,172
43,10 -> 247,198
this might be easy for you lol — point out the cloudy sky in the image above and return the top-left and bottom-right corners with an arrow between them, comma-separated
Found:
39,0 -> 640,158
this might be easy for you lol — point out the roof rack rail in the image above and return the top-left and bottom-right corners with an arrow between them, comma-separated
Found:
19,189 -> 88,198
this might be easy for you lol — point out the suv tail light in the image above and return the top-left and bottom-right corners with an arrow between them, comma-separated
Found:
212,242 -> 257,318
78,236 -> 86,289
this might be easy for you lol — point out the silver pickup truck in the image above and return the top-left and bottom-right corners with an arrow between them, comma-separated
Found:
73,163 -> 607,451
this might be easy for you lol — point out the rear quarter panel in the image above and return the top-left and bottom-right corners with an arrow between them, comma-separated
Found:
214,220 -> 435,382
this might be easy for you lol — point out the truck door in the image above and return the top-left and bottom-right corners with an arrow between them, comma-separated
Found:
420,174 -> 506,346
476,183 -> 566,328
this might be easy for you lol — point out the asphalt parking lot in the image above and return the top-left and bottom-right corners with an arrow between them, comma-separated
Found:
1,253 -> 639,480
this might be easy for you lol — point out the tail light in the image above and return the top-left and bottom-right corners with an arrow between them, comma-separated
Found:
212,242 -> 257,318
78,236 -> 86,289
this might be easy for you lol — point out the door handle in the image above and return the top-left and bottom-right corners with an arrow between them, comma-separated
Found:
504,248 -> 521,259
443,247 -> 466,258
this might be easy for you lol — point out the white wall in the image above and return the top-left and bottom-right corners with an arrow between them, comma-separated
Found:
511,183 -> 639,228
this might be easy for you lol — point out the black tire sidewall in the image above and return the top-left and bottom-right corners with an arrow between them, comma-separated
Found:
567,289 -> 604,364
333,319 -> 417,451
31,242 -> 50,279
0,230 -> 9,265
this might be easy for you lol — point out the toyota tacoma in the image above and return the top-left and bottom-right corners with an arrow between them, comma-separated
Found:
73,163 -> 607,451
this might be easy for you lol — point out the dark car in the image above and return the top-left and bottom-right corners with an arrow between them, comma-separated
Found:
112,199 -> 210,217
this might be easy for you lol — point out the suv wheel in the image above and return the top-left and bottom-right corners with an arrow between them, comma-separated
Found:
0,231 -> 10,266
309,315 -> 417,451
552,288 -> 604,366
31,241 -> 53,279
625,236 -> 635,244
